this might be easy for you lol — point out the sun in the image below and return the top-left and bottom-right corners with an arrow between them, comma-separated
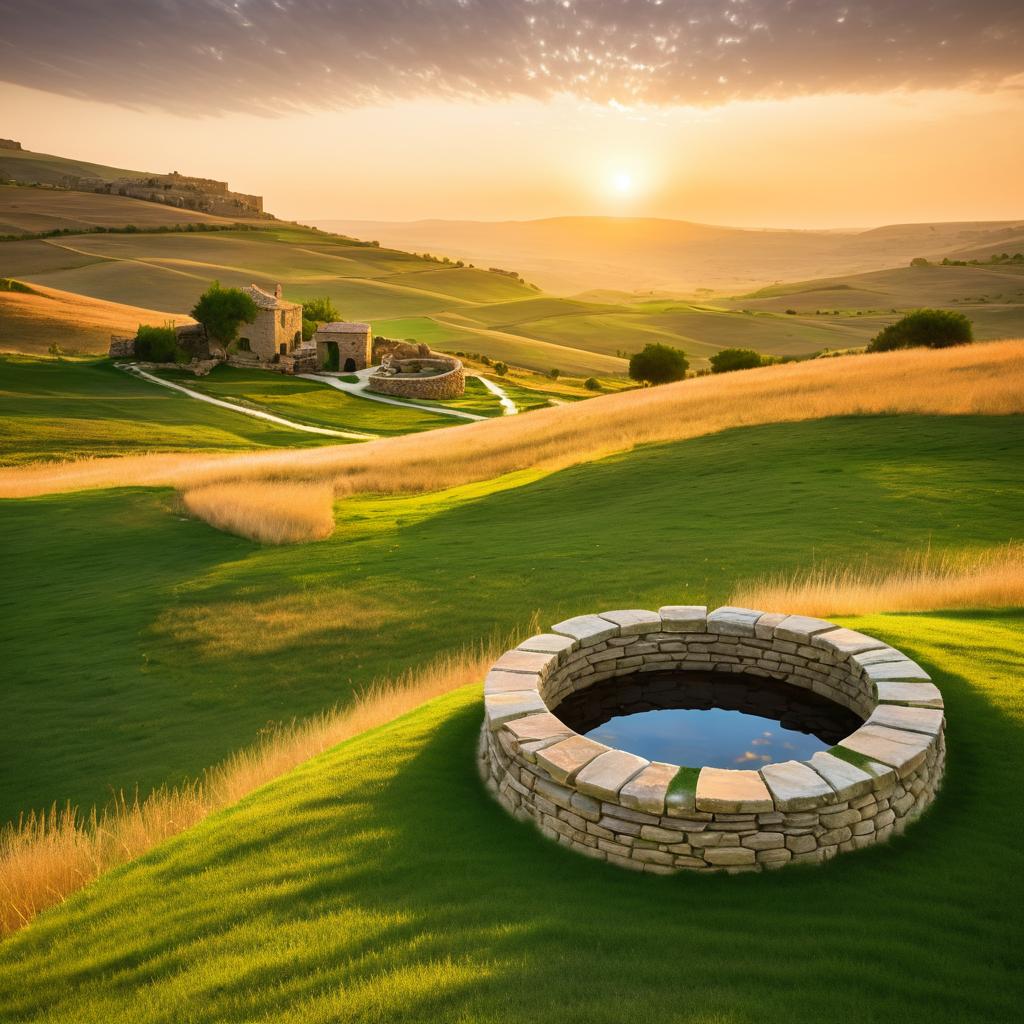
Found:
612,172 -> 633,194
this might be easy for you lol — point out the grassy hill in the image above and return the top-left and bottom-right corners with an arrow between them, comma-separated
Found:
0,184 -> 236,234
725,262 -> 1024,346
317,215 -> 1024,296
4,192 -> 1022,374
0,420 -> 1021,1019
0,412 -> 1020,821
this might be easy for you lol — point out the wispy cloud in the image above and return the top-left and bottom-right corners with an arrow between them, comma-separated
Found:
1,1 -> 1021,115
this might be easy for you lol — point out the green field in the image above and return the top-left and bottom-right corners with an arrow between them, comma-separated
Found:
2,414 -> 1020,824
0,610 -> 1021,1022
0,355 -> 341,464
10,212 -> 1022,378
152,364 -> 467,433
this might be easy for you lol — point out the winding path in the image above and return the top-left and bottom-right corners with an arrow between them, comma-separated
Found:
120,364 -> 375,439
300,367 -> 519,420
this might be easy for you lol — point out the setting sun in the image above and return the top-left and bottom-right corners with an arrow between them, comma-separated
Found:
612,172 -> 633,194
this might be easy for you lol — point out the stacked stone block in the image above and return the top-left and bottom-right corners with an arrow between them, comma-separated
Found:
479,606 -> 946,873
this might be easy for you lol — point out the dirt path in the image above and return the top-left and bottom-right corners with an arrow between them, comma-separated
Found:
121,364 -> 374,439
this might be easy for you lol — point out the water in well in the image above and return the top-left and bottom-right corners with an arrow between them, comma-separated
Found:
556,670 -> 862,770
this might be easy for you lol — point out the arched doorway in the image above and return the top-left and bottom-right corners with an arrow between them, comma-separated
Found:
324,342 -> 339,371
343,357 -> 357,372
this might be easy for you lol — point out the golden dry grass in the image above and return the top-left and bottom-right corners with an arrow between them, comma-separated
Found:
5,340 -> 1021,498
0,283 -> 192,355
0,637 -> 505,937
3,341 -> 1023,543
731,543 -> 1024,616
180,481 -> 336,544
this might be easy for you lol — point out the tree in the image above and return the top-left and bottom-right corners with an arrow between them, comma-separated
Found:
628,343 -> 689,385
303,296 -> 340,323
190,282 -> 258,351
909,257 -> 930,267
867,309 -> 973,353
584,377 -> 602,391
493,361 -> 508,376
548,368 -> 561,380
710,348 -> 764,374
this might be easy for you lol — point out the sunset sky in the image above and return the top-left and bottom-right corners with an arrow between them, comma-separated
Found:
2,1 -> 1022,227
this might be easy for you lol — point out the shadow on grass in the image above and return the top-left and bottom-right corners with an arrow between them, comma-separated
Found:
2,613 -> 1022,1022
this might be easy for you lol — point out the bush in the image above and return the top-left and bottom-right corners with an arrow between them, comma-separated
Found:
709,348 -> 765,374
548,368 -> 560,380
134,323 -> 185,363
493,361 -> 508,376
303,296 -> 339,323
628,343 -> 689,385
301,318 -> 317,342
584,377 -> 602,391
867,309 -> 973,353
190,281 -> 258,350
784,308 -> 797,315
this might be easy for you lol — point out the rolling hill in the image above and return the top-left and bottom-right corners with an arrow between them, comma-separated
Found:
314,215 -> 1024,296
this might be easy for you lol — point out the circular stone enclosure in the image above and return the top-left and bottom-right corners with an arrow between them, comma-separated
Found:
479,606 -> 946,873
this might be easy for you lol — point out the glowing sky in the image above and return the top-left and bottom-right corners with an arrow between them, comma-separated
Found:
2,1 -> 1022,226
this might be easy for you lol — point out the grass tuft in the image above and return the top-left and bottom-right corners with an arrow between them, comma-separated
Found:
731,542 -> 1024,616
0,638 -> 505,937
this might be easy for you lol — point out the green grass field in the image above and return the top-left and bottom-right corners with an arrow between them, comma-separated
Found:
11,213 -> 1022,377
0,355 -> 342,464
0,610 -> 1020,1023
152,364 -> 465,433
1,414 -> 1020,824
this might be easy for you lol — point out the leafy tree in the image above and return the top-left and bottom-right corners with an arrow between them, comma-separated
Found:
493,361 -> 508,376
909,257 -> 930,267
134,323 -> 185,363
301,318 -> 317,342
710,348 -> 765,374
303,296 -> 340,323
867,309 -> 973,353
548,368 -> 561,380
190,282 -> 258,350
584,377 -> 602,391
628,343 -> 689,385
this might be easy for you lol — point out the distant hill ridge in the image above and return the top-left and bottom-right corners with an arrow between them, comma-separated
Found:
317,215 -> 1024,296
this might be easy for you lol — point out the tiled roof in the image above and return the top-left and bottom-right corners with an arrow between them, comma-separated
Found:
316,321 -> 371,333
243,284 -> 299,310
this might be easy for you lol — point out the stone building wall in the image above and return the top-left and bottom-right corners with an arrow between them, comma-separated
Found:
236,306 -> 303,363
367,357 -> 465,399
480,606 -> 946,873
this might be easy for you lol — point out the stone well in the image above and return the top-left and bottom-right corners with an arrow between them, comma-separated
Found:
478,606 -> 945,873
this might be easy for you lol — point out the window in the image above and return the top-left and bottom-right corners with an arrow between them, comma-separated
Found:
280,310 -> 286,329
237,337 -> 251,352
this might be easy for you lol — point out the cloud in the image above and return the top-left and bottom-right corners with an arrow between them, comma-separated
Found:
1,0 -> 1022,115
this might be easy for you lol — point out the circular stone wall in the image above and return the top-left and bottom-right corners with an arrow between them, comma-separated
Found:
366,357 -> 465,399
478,606 -> 946,873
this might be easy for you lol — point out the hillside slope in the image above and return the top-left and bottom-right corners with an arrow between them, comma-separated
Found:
317,215 -> 1024,295
0,184 -> 237,234
1,609 -> 1021,1022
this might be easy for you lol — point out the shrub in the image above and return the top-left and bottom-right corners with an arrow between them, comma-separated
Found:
134,323 -> 185,363
303,296 -> 339,323
493,361 -> 508,376
868,309 -> 974,353
784,308 -> 797,315
190,281 -> 258,350
301,318 -> 317,342
910,257 -> 930,267
628,343 -> 689,385
710,348 -> 765,374
584,377 -> 602,391
548,368 -> 560,380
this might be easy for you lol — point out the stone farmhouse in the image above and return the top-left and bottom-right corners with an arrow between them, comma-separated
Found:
110,281 -> 463,396
233,284 -> 304,365
312,321 -> 372,372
